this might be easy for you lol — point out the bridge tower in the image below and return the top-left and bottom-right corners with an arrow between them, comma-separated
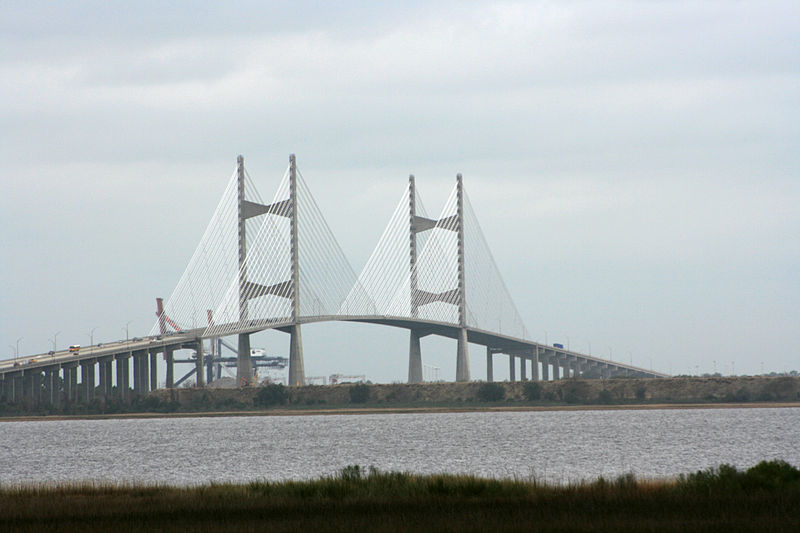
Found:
233,154 -> 305,386
408,175 -> 423,383
236,155 -> 253,385
405,174 -> 470,382
287,154 -> 305,387
454,174 -> 470,382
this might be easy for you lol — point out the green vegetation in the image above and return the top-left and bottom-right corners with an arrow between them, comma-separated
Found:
348,382 -> 370,403
254,383 -> 288,406
522,380 -> 542,400
1,376 -> 799,418
476,382 -> 505,402
1,461 -> 798,532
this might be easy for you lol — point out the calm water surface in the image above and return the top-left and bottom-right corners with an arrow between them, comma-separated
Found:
0,407 -> 798,485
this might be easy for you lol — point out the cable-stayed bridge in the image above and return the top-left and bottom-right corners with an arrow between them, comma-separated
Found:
0,155 -> 666,406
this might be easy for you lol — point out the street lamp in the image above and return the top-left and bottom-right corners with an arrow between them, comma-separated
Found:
123,321 -> 132,343
51,331 -> 60,352
88,327 -> 97,352
15,337 -> 22,364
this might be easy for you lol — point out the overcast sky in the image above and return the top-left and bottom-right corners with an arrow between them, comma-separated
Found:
1,1 -> 798,382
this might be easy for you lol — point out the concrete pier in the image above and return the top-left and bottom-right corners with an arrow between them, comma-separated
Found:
44,367 -> 59,406
288,325 -> 304,386
520,355 -> 527,381
486,347 -> 493,382
149,350 -> 158,391
455,328 -> 469,382
80,361 -> 94,402
509,354 -> 516,382
195,341 -> 204,387
408,330 -> 423,384
116,354 -> 130,401
165,348 -> 174,389
132,351 -> 143,396
237,333 -> 252,386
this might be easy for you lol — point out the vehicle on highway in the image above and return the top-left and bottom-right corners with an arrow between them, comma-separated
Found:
69,345 -> 80,353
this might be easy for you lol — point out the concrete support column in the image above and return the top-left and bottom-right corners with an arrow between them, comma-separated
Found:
99,358 -> 113,398
165,348 -> 174,389
62,365 -> 75,403
12,375 -> 22,403
140,352 -> 150,392
27,372 -> 42,406
115,356 -> 129,400
531,350 -> 540,381
288,325 -> 304,387
44,368 -> 58,407
149,350 -> 158,391
486,347 -> 493,382
132,352 -> 142,397
237,333 -> 253,386
13,374 -> 24,403
81,361 -> 95,403
195,341 -> 204,388
408,330 -> 422,384
22,372 -> 34,404
509,354 -> 516,382
98,361 -> 107,399
541,357 -> 550,381
0,377 -> 8,403
456,328 -> 470,382
520,356 -> 527,381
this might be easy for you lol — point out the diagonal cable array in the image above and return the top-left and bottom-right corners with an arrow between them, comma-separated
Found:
388,186 -> 460,323
295,169 -> 366,318
201,163 -> 366,337
154,160 -> 531,344
341,183 -> 431,316
462,191 -> 530,340
149,167 -> 241,334
204,169 -> 293,336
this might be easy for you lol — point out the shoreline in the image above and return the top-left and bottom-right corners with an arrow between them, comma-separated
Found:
2,400 -> 799,423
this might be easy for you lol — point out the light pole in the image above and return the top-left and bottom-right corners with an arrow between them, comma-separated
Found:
88,327 -> 97,352
8,345 -> 17,364
15,337 -> 22,364
608,347 -> 613,362
124,321 -> 132,343
51,331 -> 60,352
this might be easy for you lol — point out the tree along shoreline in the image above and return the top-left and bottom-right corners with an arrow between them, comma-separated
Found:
1,375 -> 798,418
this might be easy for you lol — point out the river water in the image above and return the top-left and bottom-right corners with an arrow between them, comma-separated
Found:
0,407 -> 798,486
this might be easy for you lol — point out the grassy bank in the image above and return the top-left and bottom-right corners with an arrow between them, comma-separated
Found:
2,376 -> 799,418
1,461 -> 799,532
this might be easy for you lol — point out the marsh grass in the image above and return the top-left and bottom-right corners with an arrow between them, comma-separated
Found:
2,461 -> 799,532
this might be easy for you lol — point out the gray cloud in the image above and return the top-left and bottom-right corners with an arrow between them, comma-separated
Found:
2,1 -> 798,380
